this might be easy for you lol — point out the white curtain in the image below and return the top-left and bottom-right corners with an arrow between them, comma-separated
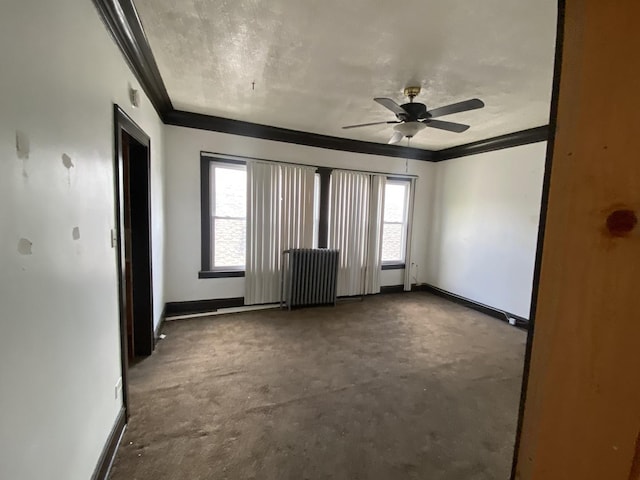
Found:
328,170 -> 371,297
280,164 -> 315,251
245,162 -> 315,305
364,175 -> 386,294
403,178 -> 417,291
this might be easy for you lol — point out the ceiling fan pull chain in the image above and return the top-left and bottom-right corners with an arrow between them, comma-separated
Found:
406,137 -> 410,173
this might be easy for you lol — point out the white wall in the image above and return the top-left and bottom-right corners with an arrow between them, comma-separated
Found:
0,1 -> 166,479
164,125 -> 435,302
426,142 -> 546,318
164,127 -> 545,319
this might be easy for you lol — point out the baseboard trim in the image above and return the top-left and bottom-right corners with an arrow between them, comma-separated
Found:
154,307 -> 166,345
162,289 -> 529,329
417,284 -> 529,329
164,297 -> 245,317
91,407 -> 126,480
410,284 -> 430,292
380,285 -> 411,294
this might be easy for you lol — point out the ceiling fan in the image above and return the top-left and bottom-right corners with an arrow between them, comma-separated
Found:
342,86 -> 485,144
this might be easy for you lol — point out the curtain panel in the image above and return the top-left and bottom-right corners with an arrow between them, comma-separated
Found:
365,175 -> 386,294
403,177 -> 416,291
328,170 -> 386,297
245,162 -> 315,305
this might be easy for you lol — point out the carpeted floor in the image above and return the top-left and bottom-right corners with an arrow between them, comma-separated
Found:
109,292 -> 526,480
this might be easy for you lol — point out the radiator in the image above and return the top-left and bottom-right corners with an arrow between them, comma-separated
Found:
281,248 -> 340,309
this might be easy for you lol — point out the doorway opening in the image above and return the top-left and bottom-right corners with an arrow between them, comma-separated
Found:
113,105 -> 155,418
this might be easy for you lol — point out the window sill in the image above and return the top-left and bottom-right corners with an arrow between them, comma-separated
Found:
381,263 -> 406,271
198,270 -> 245,279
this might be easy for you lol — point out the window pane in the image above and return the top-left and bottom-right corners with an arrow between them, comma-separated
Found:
383,183 -> 407,223
215,167 -> 246,218
381,223 -> 403,262
214,218 -> 246,267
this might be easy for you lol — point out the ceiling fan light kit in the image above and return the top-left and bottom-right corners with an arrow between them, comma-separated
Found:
342,85 -> 485,145
392,121 -> 427,140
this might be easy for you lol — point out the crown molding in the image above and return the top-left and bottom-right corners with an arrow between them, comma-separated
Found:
165,110 -> 436,161
93,0 -> 548,161
91,0 -> 172,117
435,126 -> 550,161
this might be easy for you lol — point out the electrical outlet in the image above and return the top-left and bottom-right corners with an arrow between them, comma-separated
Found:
115,377 -> 122,400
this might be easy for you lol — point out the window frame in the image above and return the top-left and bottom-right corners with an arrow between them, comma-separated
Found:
380,177 -> 411,269
312,172 -> 321,248
199,155 -> 246,278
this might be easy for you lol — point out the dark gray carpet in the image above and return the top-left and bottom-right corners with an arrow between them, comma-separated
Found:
109,292 -> 526,480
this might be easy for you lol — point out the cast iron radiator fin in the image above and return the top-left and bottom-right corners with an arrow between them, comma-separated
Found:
281,248 -> 339,309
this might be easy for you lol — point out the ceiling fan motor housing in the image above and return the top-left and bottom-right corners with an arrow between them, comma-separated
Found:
398,102 -> 430,121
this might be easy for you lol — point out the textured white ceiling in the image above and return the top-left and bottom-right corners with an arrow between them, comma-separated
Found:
134,0 -> 557,150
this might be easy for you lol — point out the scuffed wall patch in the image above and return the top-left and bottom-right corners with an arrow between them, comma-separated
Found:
62,153 -> 74,169
17,238 -> 33,255
62,153 -> 74,186
72,227 -> 80,240
16,131 -> 29,159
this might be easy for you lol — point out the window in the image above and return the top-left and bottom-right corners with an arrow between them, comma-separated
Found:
381,180 -> 410,265
200,157 -> 246,277
211,163 -> 246,269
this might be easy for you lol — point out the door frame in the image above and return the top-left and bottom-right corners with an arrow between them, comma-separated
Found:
509,1 -> 566,476
113,104 -> 154,419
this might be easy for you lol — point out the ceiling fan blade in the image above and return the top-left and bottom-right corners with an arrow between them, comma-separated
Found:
424,119 -> 470,133
427,98 -> 485,118
388,131 -> 404,144
374,97 -> 409,116
342,120 -> 399,129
